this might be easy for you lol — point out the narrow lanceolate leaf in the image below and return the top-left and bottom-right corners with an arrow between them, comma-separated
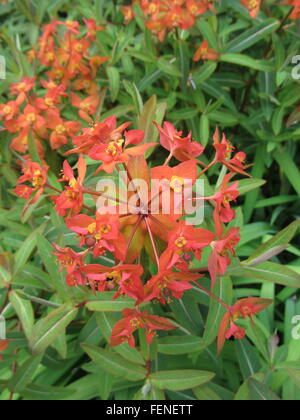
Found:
237,178 -> 266,195
220,54 -> 273,71
13,224 -> 46,276
20,384 -> 75,401
123,80 -> 143,116
30,304 -> 78,354
8,355 -> 43,393
9,291 -> 35,341
248,379 -> 281,401
230,262 -> 300,288
86,296 -> 136,312
150,370 -> 215,391
235,339 -> 261,380
157,336 -> 203,355
202,276 -> 233,349
274,149 -> 300,197
225,19 -> 280,53
81,344 -> 147,382
106,66 -> 120,103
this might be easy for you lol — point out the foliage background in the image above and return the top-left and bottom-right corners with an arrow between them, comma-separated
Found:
0,0 -> 299,400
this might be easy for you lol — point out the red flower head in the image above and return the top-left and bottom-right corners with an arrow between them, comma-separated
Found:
72,94 -> 100,123
84,19 -> 105,38
213,129 -> 250,177
0,101 -> 19,121
53,155 -> 86,217
240,0 -> 261,18
67,116 -> 132,156
53,244 -> 87,287
193,41 -> 219,62
161,220 -> 215,270
0,340 -> 9,361
218,298 -> 273,352
17,105 -> 47,138
154,121 -> 204,162
10,77 -> 36,105
15,160 -> 49,208
66,213 -> 127,260
81,264 -> 144,301
208,227 -> 241,287
89,129 -> 156,174
151,160 -> 198,217
110,308 -> 176,348
144,268 -> 203,304
47,115 -> 81,150
121,6 -> 135,23
57,20 -> 80,34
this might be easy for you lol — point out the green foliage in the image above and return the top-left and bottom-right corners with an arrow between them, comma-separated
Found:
0,0 -> 299,401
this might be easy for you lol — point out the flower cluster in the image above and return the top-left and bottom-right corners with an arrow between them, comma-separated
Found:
11,96 -> 263,349
121,0 -> 219,41
218,298 -> 273,352
0,19 -> 108,156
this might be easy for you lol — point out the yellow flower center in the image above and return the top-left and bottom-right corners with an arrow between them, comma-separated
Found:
17,82 -> 26,91
106,142 -> 118,156
32,170 -> 44,188
170,176 -> 184,193
26,113 -> 36,123
55,124 -> 66,135
45,98 -> 54,107
175,236 -> 187,249
3,105 -> 12,114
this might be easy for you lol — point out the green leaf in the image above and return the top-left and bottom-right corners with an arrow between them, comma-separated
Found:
157,58 -> 182,78
123,80 -> 143,116
235,339 -> 261,380
8,355 -> 43,393
9,290 -> 35,341
30,304 -> 78,354
193,385 -> 222,401
225,19 -> 280,53
13,224 -> 46,276
81,344 -> 147,382
220,54 -> 273,71
86,295 -> 136,312
237,178 -> 266,195
274,149 -> 300,197
230,262 -> 300,288
202,276 -> 233,348
106,66 -> 120,102
244,220 -> 300,265
150,370 -> 215,391
248,379 -> 281,401
37,234 -> 70,301
20,384 -> 75,401
157,336 -> 203,355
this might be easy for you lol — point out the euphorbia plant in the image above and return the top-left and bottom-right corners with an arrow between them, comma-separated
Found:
12,109 -> 272,350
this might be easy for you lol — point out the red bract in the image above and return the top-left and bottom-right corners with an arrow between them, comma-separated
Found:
71,94 -> 100,122
213,129 -> 250,177
193,41 -> 219,62
0,101 -> 18,121
81,264 -> 144,301
15,160 -> 48,208
89,130 -> 156,175
240,0 -> 261,18
218,298 -> 273,352
110,309 -> 176,347
53,155 -> 86,216
47,115 -> 81,149
10,77 -> 36,105
53,244 -> 87,286
161,220 -> 215,270
154,121 -> 204,162
208,228 -> 241,287
144,269 -> 203,304
66,213 -> 127,260
67,116 -> 132,155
